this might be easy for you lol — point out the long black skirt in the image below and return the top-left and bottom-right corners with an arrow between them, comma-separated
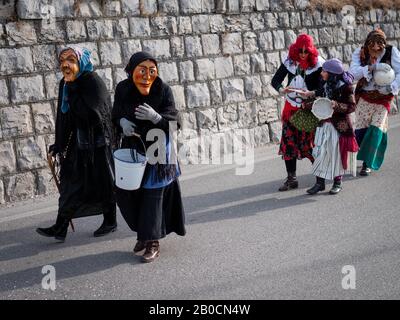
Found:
58,145 -> 116,220
116,179 -> 186,241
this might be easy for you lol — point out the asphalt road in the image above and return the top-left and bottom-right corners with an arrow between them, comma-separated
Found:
1,115 -> 400,300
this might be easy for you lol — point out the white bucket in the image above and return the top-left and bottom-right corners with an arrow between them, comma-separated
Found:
114,149 -> 147,190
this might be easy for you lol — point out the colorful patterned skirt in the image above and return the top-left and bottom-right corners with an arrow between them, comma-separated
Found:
355,97 -> 388,170
279,120 -> 315,161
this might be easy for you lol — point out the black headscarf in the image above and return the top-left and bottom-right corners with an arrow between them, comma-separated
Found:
124,51 -> 158,79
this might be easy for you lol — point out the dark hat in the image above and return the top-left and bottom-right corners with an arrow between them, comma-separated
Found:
124,51 -> 157,78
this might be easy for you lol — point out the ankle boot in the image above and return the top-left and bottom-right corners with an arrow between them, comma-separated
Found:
329,181 -> 342,194
359,162 -> 371,176
142,241 -> 160,263
279,172 -> 298,191
54,217 -> 70,242
307,177 -> 325,195
36,215 -> 67,238
93,209 -> 117,237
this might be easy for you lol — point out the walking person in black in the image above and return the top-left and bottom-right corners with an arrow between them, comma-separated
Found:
112,51 -> 185,263
36,47 -> 117,242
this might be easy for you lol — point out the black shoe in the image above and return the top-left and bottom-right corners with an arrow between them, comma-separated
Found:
278,178 -> 298,191
36,225 -> 57,237
329,182 -> 342,195
359,167 -> 371,176
54,219 -> 69,242
93,221 -> 117,237
306,183 -> 325,195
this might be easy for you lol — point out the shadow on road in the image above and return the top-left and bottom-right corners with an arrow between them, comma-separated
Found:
0,251 -> 142,293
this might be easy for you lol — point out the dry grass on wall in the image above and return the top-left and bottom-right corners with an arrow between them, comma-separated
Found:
309,0 -> 400,11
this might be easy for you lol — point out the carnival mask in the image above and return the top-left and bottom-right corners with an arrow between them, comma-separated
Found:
132,60 -> 158,95
59,49 -> 80,82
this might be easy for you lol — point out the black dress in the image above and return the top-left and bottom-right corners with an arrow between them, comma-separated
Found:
112,77 -> 186,241
52,71 -> 116,220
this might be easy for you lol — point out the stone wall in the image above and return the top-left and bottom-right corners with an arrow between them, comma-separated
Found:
1,0 -> 400,204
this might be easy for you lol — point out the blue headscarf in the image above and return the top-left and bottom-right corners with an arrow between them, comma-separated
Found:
60,47 -> 94,113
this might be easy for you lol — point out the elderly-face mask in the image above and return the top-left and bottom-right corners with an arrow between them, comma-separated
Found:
132,60 -> 158,95
59,49 -> 80,82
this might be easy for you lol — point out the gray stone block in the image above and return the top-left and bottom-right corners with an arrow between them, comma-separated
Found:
75,0 -> 102,17
217,105 -> 239,130
87,19 -> 114,40
195,59 -> 215,81
214,57 -> 234,78
241,0 -> 256,12
10,75 -> 45,104
225,16 -> 251,32
0,79 -> 9,106
39,21 -> 66,43
66,20 -> 87,42
186,83 -> 210,108
265,52 -> 281,73
6,21 -> 37,46
31,102 -> 55,134
95,68 -> 113,91
114,68 -> 128,86
256,0 -> 270,11
185,36 -> 203,57
0,47 -> 34,75
141,0 -> 158,15
250,13 -> 265,30
278,12 -> 290,28
17,0 -> 48,19
170,36 -> 185,57
4,172 -> 36,202
52,0 -> 74,18
244,75 -> 263,99
244,32 -> 258,53
227,0 -> 240,13
221,78 -> 245,103
159,0 -> 179,14
253,124 -> 270,147
192,15 -> 210,34
285,30 -> 297,49
44,72 -> 63,100
32,45 -> 57,71
122,39 -> 142,61
265,12 -> 279,28
114,18 -> 130,39
250,53 -> 266,73
268,120 -> 282,143
197,109 -> 218,130
209,80 -> 223,105
142,39 -> 171,59
99,41 -> 122,65
16,136 -> 47,170
222,33 -> 243,54
0,141 -> 16,176
181,0 -> 203,14
178,17 -> 192,35
170,85 -> 186,110
210,15 -> 225,33
259,31 -> 274,51
0,105 -> 33,139
179,61 -> 195,82
233,55 -> 250,75
158,62 -> 179,83
103,0 -> 121,16
36,168 -> 58,195
151,16 -> 178,36
129,17 -> 151,37
201,34 -> 221,56
238,101 -> 258,128
258,98 -> 279,124
272,30 -> 285,49
121,0 -> 140,15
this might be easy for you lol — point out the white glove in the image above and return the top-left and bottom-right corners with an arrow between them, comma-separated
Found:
135,103 -> 162,124
120,118 -> 136,136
